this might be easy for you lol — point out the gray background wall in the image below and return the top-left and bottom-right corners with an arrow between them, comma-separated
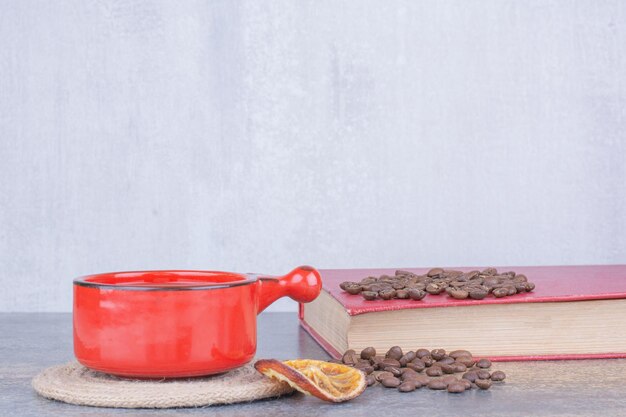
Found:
1,0 -> 625,313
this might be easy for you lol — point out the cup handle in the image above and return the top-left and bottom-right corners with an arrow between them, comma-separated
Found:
256,266 -> 322,313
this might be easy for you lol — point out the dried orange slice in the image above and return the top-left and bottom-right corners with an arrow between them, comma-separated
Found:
255,359 -> 366,403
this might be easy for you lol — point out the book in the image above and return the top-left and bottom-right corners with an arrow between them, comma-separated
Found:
299,265 -> 626,361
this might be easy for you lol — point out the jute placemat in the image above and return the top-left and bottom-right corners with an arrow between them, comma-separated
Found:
32,361 -> 294,408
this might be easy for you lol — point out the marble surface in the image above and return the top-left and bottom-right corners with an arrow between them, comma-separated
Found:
2,312 -> 626,416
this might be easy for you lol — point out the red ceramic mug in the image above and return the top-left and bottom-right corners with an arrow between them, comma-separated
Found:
73,266 -> 322,378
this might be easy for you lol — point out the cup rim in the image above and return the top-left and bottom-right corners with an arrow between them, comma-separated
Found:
73,270 -> 266,291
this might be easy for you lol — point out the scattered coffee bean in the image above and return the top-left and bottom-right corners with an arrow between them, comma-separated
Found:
441,375 -> 458,385
341,268 -> 535,301
408,288 -> 426,300
379,289 -> 397,300
384,366 -> 403,377
431,349 -> 446,360
427,380 -> 447,390
398,381 -> 417,392
360,346 -> 376,360
469,289 -> 488,300
381,376 -> 401,388
450,289 -> 469,299
382,358 -> 401,368
407,360 -> 425,372
437,356 -> 455,365
492,287 -> 509,298
422,356 -> 435,367
342,350 -> 359,365
416,348 -> 431,358
385,347 -> 403,359
490,370 -> 506,381
395,289 -> 409,299
462,371 -> 478,382
456,356 -> 475,367
447,381 -> 466,393
475,379 -> 492,390
453,363 -> 467,373
361,291 -> 378,300
375,371 -> 393,382
440,364 -> 455,374
449,350 -> 472,358
476,358 -> 492,368
340,346 -> 507,394
399,351 -> 416,366
477,369 -> 491,380
428,268 -> 444,276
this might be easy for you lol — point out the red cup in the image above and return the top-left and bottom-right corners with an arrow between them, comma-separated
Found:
73,266 -> 321,378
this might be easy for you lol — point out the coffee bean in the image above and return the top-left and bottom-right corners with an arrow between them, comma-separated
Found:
375,371 -> 393,382
516,274 -> 527,282
416,348 -> 431,358
426,367 -> 443,377
395,270 -> 413,276
361,291 -> 378,300
449,289 -> 469,299
413,375 -> 430,387
342,350 -> 359,365
379,289 -> 396,300
408,288 -> 427,300
345,284 -> 363,295
475,379 -> 492,390
370,356 -> 384,369
407,360 -> 425,372
449,350 -> 472,358
386,346 -> 403,360
525,282 -> 535,292
469,289 -> 488,300
477,369 -> 491,380
453,363 -> 467,373
437,356 -> 455,365
339,281 -> 355,291
506,286 -> 517,296
361,346 -> 376,360
384,366 -> 403,377
398,381 -> 417,392
381,376 -> 401,388
399,351 -> 417,366
428,268 -> 444,277
395,289 -> 409,299
490,370 -> 506,381
462,371 -> 478,382
456,356 -> 476,367
492,287 -> 508,298
459,379 -> 472,390
441,375 -> 458,385
422,356 -> 435,367
482,268 -> 498,276
354,363 -> 374,374
401,368 -> 418,379
426,283 -> 445,295
447,381 -> 466,393
476,358 -> 492,368
514,282 -> 527,293
366,374 -> 376,386
427,380 -> 447,390
431,349 -> 446,360
382,358 -> 401,368
440,364 -> 455,374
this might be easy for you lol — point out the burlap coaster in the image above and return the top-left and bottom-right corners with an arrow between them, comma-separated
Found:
32,361 -> 294,408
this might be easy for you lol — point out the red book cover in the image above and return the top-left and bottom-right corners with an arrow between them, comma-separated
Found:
299,265 -> 626,361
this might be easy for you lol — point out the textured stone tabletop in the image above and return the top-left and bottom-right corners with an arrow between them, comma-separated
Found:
2,313 -> 626,416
